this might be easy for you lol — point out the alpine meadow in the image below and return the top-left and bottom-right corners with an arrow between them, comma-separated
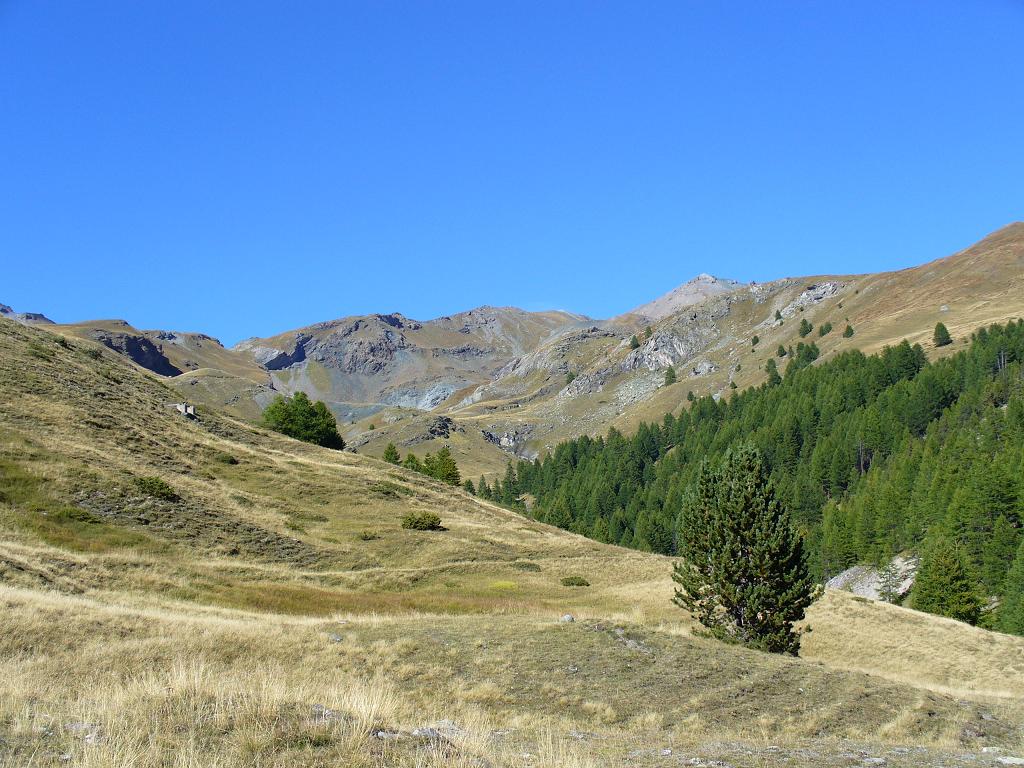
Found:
3,4 -> 1024,768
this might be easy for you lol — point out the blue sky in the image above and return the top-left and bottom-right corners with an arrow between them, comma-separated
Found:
2,2 -> 1023,344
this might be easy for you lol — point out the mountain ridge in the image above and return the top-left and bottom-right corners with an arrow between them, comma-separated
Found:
14,221 -> 1024,475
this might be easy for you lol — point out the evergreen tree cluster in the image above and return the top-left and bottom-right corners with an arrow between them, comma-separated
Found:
498,321 -> 1024,632
261,392 -> 345,449
383,442 -> 462,486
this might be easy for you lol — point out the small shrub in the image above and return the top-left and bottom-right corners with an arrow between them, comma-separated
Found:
84,347 -> 103,360
561,575 -> 590,587
357,531 -> 381,541
213,451 -> 238,465
134,476 -> 178,501
512,560 -> 541,572
401,510 -> 442,531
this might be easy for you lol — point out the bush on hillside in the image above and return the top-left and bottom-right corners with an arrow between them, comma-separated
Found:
262,392 -> 345,449
561,575 -> 590,587
401,510 -> 443,531
135,476 -> 179,501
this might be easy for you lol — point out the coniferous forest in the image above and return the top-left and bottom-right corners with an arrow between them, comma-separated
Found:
476,321 -> 1024,632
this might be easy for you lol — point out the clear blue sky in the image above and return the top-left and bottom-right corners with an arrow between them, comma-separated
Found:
2,2 -> 1023,344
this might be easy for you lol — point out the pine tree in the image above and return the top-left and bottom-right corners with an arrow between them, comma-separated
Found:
401,453 -> 423,473
752,335 -> 760,346
671,445 -> 818,655
934,322 -> 952,348
774,310 -> 783,321
912,536 -> 984,624
427,446 -> 461,485
818,321 -> 833,337
799,318 -> 813,338
463,478 -> 476,495
630,335 -> 641,350
764,358 -> 781,386
777,345 -> 787,358
644,325 -> 653,339
382,442 -> 401,465
843,325 -> 854,338
999,538 -> 1024,635
664,366 -> 677,386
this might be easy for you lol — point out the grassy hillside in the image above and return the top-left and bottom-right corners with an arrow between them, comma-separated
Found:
2,319 -> 1023,767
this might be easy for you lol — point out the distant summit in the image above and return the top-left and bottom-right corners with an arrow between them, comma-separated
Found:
624,273 -> 744,321
0,302 -> 53,325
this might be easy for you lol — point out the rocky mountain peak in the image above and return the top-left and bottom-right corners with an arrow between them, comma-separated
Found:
624,274 -> 744,321
0,302 -> 54,325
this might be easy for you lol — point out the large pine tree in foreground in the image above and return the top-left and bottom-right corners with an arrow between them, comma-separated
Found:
672,444 -> 818,655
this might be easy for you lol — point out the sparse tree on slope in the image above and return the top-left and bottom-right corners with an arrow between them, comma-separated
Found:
934,322 -> 953,348
424,446 -> 461,485
382,442 -> 401,464
672,444 -> 818,655
664,366 -> 677,386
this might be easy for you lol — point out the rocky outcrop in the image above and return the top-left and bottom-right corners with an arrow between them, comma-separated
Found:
88,330 -> 182,377
482,424 -> 536,458
382,380 -> 458,410
825,554 -> 919,602
404,415 -> 464,445
621,292 -> 735,372
760,281 -> 844,327
0,303 -> 54,325
241,334 -> 312,370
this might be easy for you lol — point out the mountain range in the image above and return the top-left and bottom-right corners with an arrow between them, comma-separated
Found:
11,221 -> 1024,478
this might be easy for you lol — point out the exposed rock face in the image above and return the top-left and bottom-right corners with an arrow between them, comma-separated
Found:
88,330 -> 183,377
405,415 -> 463,445
235,307 -> 590,413
621,292 -> 735,372
761,281 -> 844,327
482,424 -> 536,458
825,554 -> 919,602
